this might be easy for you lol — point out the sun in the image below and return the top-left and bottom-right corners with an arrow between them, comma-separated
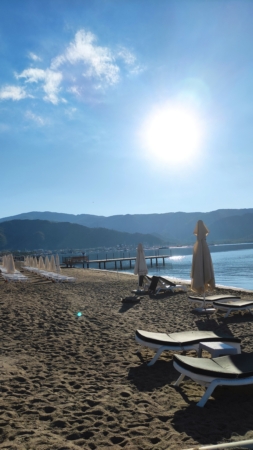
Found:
141,104 -> 203,164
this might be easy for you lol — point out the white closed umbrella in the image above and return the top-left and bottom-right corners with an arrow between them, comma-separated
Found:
7,254 -> 15,274
191,220 -> 215,312
55,254 -> 61,273
45,255 -> 51,271
50,255 -> 56,272
134,243 -> 148,287
38,256 -> 45,270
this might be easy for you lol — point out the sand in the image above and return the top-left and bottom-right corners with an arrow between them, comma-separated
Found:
1,267 -> 253,450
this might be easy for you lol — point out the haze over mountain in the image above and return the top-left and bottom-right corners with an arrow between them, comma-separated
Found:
1,209 -> 253,245
0,220 -> 163,252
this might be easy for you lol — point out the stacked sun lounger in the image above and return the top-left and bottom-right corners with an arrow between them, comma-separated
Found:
24,266 -> 75,283
0,254 -> 29,282
1,272 -> 29,282
23,255 -> 75,283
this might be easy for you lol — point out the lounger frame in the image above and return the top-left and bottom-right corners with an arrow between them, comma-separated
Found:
213,302 -> 253,318
188,295 -> 241,309
135,333 -> 241,366
173,361 -> 253,407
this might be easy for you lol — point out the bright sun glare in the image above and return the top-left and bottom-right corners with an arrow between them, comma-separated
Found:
141,104 -> 203,164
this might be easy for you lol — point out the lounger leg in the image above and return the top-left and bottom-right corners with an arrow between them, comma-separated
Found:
224,308 -> 232,318
196,379 -> 221,407
173,373 -> 185,386
147,346 -> 167,366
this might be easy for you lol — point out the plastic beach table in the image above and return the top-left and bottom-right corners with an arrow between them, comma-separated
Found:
197,341 -> 239,358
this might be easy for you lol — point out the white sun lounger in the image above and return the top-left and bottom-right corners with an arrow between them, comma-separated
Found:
135,329 -> 241,366
173,353 -> 253,407
1,272 -> 29,282
213,299 -> 253,318
24,266 -> 75,283
188,294 -> 241,309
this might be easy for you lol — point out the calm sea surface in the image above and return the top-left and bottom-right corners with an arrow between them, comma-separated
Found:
67,243 -> 253,291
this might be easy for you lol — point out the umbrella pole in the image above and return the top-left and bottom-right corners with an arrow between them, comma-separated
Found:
193,291 -> 215,315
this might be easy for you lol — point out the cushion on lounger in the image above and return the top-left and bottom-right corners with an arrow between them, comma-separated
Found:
174,353 -> 253,379
188,295 -> 241,302
213,300 -> 253,309
135,330 -> 241,347
159,276 -> 177,287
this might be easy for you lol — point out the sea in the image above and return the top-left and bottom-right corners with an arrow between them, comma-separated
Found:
62,242 -> 253,291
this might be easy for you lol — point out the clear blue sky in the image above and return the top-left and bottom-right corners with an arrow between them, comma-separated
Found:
1,0 -> 253,218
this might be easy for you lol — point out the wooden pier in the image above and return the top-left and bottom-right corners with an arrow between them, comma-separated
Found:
62,255 -> 89,268
63,255 -> 169,270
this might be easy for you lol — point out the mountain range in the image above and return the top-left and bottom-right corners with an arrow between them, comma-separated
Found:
1,209 -> 253,248
0,219 -> 163,251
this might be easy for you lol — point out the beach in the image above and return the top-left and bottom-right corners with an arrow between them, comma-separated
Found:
1,268 -> 253,449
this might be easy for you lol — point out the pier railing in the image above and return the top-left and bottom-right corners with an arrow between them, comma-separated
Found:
62,255 -> 168,270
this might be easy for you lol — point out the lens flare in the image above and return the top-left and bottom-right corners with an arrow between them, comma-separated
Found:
141,103 -> 203,164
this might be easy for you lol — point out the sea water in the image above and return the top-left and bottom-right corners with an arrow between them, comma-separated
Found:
146,248 -> 253,291
64,243 -> 253,291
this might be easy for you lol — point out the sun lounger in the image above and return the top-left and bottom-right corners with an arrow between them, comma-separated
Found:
213,299 -> 253,318
188,294 -> 241,309
152,276 -> 187,293
2,272 -> 29,282
156,283 -> 187,294
132,276 -> 186,296
173,352 -> 253,407
135,329 -> 241,366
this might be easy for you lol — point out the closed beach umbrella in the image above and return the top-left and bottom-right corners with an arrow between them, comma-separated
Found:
55,254 -> 61,273
38,256 -> 45,270
191,220 -> 215,309
45,255 -> 51,271
134,243 -> 148,287
50,255 -> 56,272
7,254 -> 15,274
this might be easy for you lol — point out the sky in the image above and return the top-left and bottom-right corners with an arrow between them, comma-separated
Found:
1,0 -> 253,218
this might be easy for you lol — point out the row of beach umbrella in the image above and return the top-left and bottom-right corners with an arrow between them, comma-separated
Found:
24,254 -> 61,273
